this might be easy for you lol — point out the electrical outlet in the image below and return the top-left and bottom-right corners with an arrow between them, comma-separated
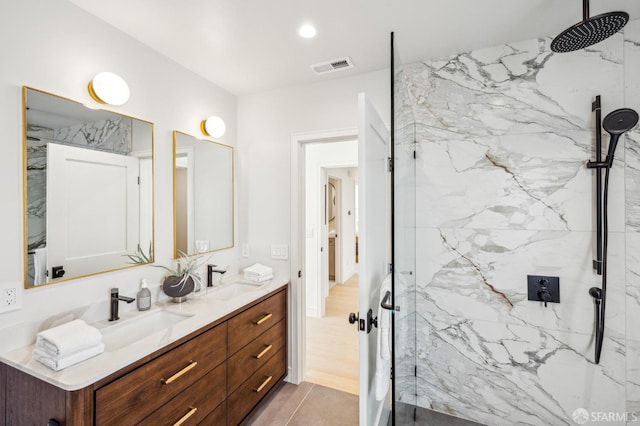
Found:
0,283 -> 21,313
5,288 -> 16,305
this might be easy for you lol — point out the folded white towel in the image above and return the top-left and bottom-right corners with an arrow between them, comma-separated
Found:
35,319 -> 103,357
34,343 -> 105,371
244,263 -> 273,277
243,273 -> 274,283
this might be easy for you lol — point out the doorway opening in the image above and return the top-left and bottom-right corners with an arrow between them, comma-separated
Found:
307,165 -> 359,395
295,134 -> 360,395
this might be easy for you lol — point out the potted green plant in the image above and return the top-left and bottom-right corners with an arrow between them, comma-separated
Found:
156,251 -> 205,303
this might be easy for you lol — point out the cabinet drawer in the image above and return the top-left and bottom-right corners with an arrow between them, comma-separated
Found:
228,290 -> 286,355
228,319 -> 286,393
138,362 -> 226,426
227,348 -> 286,426
95,323 -> 227,425
198,402 -> 226,426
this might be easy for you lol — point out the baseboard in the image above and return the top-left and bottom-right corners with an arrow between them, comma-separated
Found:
341,269 -> 355,283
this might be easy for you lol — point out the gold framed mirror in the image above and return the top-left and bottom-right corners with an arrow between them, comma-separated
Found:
173,131 -> 234,258
23,87 -> 155,288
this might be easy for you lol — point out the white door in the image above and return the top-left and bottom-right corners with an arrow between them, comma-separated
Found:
357,93 -> 391,425
47,143 -> 140,280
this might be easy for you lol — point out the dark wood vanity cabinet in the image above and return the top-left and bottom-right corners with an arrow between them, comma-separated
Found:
0,285 -> 288,426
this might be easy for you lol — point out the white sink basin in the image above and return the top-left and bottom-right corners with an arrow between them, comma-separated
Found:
205,282 -> 262,301
98,309 -> 192,351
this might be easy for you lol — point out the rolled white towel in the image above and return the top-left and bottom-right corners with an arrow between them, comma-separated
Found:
35,319 -> 102,357
34,343 -> 104,371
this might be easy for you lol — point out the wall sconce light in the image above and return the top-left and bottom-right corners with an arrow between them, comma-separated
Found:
88,72 -> 130,106
200,116 -> 226,138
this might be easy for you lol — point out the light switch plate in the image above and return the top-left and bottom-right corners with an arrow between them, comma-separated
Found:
241,243 -> 250,258
271,244 -> 289,260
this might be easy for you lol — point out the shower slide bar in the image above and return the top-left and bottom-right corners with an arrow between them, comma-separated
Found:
586,95 -> 639,364
590,96 -> 603,276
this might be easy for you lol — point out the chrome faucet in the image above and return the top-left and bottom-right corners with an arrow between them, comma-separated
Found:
207,264 -> 227,287
109,288 -> 135,321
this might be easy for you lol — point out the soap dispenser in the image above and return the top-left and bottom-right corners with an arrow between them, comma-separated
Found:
137,279 -> 151,311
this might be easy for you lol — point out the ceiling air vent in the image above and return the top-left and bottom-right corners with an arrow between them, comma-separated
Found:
311,57 -> 355,75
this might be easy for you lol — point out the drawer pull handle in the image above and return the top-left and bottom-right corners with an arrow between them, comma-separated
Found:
161,361 -> 198,385
173,406 -> 197,426
254,375 -> 273,393
254,344 -> 273,359
254,313 -> 273,325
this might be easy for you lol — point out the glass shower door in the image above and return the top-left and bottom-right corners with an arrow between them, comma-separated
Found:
391,32 -> 418,424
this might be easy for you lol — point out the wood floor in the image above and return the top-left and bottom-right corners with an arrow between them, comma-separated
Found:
305,274 -> 359,395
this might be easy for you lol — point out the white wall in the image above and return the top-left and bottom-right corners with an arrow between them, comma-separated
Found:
304,142 -> 357,317
0,0 -> 238,340
238,71 -> 388,381
237,70 -> 389,278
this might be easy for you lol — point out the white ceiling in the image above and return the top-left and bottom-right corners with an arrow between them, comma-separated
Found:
66,0 -> 640,96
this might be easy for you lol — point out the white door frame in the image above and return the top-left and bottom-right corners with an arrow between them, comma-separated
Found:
289,128 -> 358,384
326,174 -> 342,285
174,147 -> 195,255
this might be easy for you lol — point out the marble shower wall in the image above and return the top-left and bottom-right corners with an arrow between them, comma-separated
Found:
52,117 -> 132,154
396,20 -> 640,426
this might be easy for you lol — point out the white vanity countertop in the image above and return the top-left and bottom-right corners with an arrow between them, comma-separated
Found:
0,276 -> 288,391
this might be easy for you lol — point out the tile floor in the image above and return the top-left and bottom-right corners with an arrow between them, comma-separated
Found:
248,382 -> 358,425
396,403 -> 485,426
248,382 -> 485,425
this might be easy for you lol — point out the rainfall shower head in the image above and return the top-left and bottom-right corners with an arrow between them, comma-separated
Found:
551,0 -> 629,53
603,108 -> 639,167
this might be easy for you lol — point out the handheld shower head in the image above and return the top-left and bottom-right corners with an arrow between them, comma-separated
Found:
603,108 -> 639,167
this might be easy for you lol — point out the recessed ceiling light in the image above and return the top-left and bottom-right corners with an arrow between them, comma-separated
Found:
298,24 -> 317,39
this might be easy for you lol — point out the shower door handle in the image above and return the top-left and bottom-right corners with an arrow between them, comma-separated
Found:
380,290 -> 393,310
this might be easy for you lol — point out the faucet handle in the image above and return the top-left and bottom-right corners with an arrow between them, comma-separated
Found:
111,288 -> 119,296
207,265 -> 228,287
